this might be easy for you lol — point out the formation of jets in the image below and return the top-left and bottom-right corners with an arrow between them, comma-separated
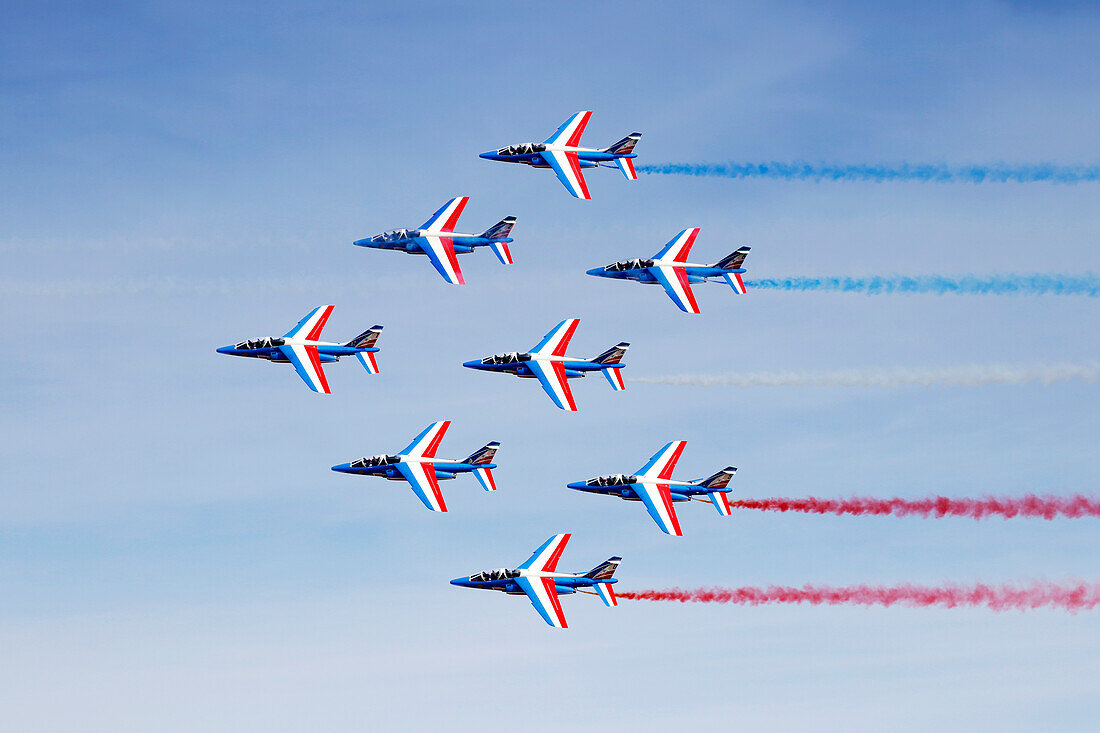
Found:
218,112 -> 750,627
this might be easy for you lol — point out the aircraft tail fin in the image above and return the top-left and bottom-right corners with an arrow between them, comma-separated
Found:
697,466 -> 737,517
696,466 -> 737,490
464,441 -> 499,466
345,325 -> 383,349
712,246 -> 751,271
593,342 -> 630,365
480,216 -> 516,241
585,556 -> 622,580
604,133 -> 641,156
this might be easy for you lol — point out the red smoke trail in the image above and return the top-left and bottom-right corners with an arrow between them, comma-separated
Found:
619,582 -> 1100,612
730,494 -> 1100,520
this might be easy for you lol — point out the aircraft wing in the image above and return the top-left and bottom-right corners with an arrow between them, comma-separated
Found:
527,359 -> 578,411
518,533 -> 571,572
632,481 -> 684,536
542,149 -> 591,199
419,196 -> 469,232
420,236 -> 465,285
283,305 -> 334,340
652,265 -> 701,314
515,575 -> 568,628
399,421 -> 451,458
653,228 -> 700,263
638,440 -> 688,480
542,111 -> 592,147
280,344 -> 331,394
396,461 -> 448,512
531,318 -> 579,357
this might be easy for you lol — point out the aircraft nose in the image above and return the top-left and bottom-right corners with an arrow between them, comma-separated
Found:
450,577 -> 471,587
462,359 -> 484,370
331,463 -> 352,473
585,267 -> 606,276
216,345 -> 234,354
566,481 -> 588,490
479,151 -> 497,160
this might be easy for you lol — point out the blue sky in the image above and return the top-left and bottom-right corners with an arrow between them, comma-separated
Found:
1,1 -> 1098,730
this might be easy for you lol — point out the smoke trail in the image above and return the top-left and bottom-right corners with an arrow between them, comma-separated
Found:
619,582 -> 1100,612
628,362 -> 1100,389
732,495 -> 1100,520
637,162 -> 1100,184
747,274 -> 1100,296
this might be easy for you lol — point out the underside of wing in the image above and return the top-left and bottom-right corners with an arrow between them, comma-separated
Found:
421,236 -> 465,285
531,318 -> 579,357
653,228 -> 700,263
527,359 -> 577,411
399,421 -> 451,458
637,440 -> 688,480
632,482 -> 684,536
652,266 -> 700,314
396,461 -> 448,512
518,534 -> 571,572
542,111 -> 592,148
543,150 -> 591,199
283,305 -> 335,341
281,344 -> 331,394
515,575 -> 568,628
419,196 -> 469,232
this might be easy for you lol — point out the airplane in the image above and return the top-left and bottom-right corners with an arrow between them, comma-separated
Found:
450,533 -> 621,628
462,318 -> 628,411
216,306 -> 382,394
479,111 -> 641,199
567,441 -> 737,536
586,228 -> 751,313
330,421 -> 498,512
353,196 -> 516,285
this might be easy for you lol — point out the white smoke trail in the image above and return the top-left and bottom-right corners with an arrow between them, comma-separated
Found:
629,363 -> 1100,388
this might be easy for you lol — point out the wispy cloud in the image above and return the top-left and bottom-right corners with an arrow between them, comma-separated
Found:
747,274 -> 1100,296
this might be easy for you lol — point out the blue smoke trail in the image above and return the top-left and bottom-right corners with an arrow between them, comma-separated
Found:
748,274 -> 1100,296
637,162 -> 1100,184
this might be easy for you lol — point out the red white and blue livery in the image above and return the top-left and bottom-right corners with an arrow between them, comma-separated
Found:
479,111 -> 641,199
450,533 -> 621,628
567,441 -> 738,536
331,421 -> 498,512
462,319 -> 628,411
353,197 -> 516,284
216,306 -> 382,394
587,228 -> 751,313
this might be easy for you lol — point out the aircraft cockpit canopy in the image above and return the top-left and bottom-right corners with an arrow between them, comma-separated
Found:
371,228 -> 420,242
587,474 -> 635,487
469,568 -> 520,582
235,337 -> 285,350
606,259 -> 654,272
481,352 -> 531,365
349,454 -> 400,468
497,143 -> 546,156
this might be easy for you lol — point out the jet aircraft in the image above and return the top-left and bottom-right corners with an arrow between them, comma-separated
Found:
216,306 -> 382,394
567,441 -> 737,536
462,318 -> 628,411
331,421 -> 498,512
353,196 -> 515,285
450,533 -> 620,628
587,228 -> 751,313
479,111 -> 641,199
